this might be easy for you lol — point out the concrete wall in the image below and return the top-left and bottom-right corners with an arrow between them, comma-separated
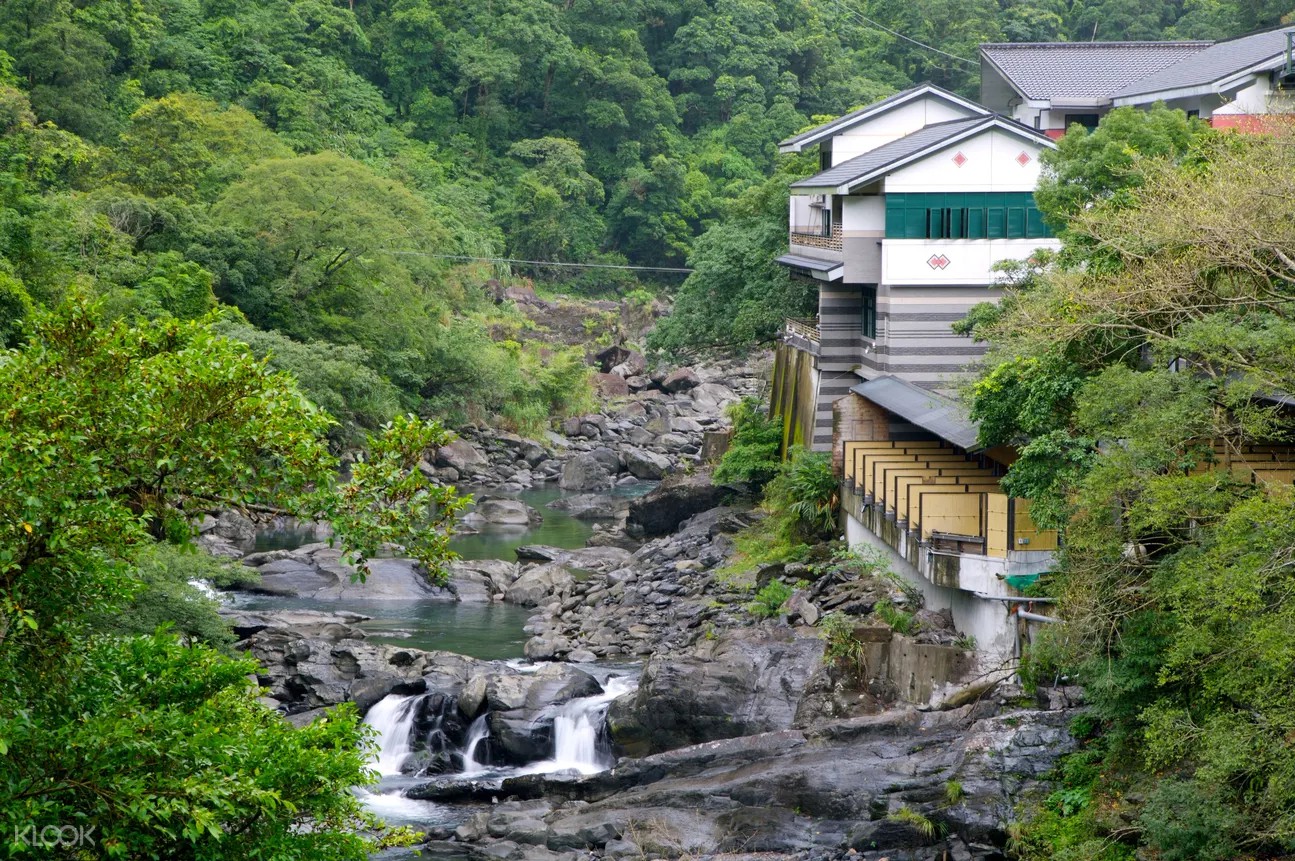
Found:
844,508 -> 1053,663
885,128 -> 1048,192
832,97 -> 982,163
831,393 -> 891,475
771,342 -> 821,454
882,238 -> 1061,286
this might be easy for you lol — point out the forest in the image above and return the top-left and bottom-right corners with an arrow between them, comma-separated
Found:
0,0 -> 1290,425
4,0 -> 1295,859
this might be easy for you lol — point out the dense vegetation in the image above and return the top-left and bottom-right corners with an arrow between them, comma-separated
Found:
0,304 -> 465,857
961,111 -> 1295,858
0,0 -> 1286,393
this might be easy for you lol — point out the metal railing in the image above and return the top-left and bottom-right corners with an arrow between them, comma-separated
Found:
784,317 -> 820,343
789,223 -> 843,251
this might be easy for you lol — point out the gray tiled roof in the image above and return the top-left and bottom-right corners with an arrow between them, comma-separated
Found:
790,115 -> 1050,191
981,41 -> 1209,100
778,83 -> 988,149
1115,27 -> 1295,97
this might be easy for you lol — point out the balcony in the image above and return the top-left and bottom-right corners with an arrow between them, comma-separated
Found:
784,317 -> 820,355
789,222 -> 843,252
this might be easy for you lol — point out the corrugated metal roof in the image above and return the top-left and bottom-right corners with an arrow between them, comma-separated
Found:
790,117 -> 988,190
981,41 -> 1209,101
851,376 -> 981,450
1115,27 -> 1295,97
778,83 -> 989,150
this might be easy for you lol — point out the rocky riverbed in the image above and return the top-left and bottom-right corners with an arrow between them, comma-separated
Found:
201,354 -> 1076,861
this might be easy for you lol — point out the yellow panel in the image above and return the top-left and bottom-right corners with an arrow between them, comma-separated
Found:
877,458 -> 974,502
1012,498 -> 1059,552
985,493 -> 1009,558
861,455 -> 922,494
1253,468 -> 1295,485
890,469 -> 996,515
920,493 -> 985,540
907,483 -> 992,527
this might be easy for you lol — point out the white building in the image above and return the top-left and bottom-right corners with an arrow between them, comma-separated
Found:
769,84 -> 1061,662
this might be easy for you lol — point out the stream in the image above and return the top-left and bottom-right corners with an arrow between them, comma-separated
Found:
232,483 -> 649,845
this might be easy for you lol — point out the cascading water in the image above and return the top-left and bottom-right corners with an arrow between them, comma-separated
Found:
533,674 -> 638,775
460,713 -> 491,776
364,693 -> 424,777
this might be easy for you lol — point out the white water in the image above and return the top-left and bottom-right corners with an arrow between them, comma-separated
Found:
364,694 -> 423,777
461,713 -> 491,776
527,674 -> 638,776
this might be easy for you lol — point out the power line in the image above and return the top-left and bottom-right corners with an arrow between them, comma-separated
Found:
376,250 -> 694,274
830,1 -> 979,67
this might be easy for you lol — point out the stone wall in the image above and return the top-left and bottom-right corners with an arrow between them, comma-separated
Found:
830,391 -> 890,475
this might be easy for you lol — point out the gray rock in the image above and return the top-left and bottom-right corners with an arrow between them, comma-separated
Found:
661,367 -> 700,393
470,497 -> 543,527
559,453 -> 611,491
625,472 -> 731,538
545,493 -> 626,520
506,563 -> 575,607
624,448 -> 670,480
436,438 -> 488,474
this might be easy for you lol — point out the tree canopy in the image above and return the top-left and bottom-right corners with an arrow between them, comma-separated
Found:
966,119 -> 1295,860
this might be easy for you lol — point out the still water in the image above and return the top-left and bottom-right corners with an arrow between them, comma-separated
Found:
228,593 -> 532,659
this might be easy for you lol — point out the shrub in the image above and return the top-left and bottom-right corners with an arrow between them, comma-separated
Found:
714,398 -> 782,487
820,611 -> 867,683
746,579 -> 795,618
1140,780 -> 1239,861
762,447 -> 838,542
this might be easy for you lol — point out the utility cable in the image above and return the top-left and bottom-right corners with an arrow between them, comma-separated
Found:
829,0 -> 979,67
376,250 -> 694,274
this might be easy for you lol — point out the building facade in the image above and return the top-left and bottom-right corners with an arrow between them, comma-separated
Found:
770,85 -> 1063,662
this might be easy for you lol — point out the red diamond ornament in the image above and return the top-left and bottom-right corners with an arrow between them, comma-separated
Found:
951,151 -> 968,168
1016,150 -> 1032,166
927,254 -> 951,270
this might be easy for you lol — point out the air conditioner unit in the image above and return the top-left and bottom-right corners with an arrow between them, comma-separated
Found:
808,194 -> 826,207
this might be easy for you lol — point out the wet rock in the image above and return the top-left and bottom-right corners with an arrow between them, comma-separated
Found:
213,510 -> 256,543
784,591 -> 820,626
625,472 -> 732,538
608,626 -> 825,756
545,493 -> 626,520
505,563 -> 575,607
469,497 -> 543,527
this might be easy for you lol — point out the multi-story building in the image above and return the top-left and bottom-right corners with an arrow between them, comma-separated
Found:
769,84 -> 1063,660
981,25 -> 1295,135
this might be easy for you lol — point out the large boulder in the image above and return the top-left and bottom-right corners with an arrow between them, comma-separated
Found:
624,447 -> 671,480
625,472 -> 730,538
559,453 -> 612,491
608,627 -> 825,756
505,562 -> 576,607
546,493 -> 627,520
593,373 -> 630,398
660,367 -> 700,393
468,497 -> 543,527
436,438 -> 487,474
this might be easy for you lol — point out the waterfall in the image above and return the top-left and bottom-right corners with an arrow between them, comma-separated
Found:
364,694 -> 423,777
460,713 -> 491,776
544,675 -> 637,775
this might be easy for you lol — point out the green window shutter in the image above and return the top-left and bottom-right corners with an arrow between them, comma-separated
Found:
987,207 -> 1005,238
949,207 -> 964,238
904,208 -> 925,238
967,207 -> 986,238
1006,207 -> 1025,238
886,202 -> 904,236
1026,206 -> 1050,238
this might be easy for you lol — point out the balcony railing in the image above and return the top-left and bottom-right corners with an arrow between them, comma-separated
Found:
790,223 -> 843,251
785,317 -> 820,342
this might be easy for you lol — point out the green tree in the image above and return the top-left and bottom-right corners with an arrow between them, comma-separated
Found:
0,303 -> 464,858
111,92 -> 292,201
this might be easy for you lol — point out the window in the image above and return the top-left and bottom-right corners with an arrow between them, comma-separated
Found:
820,207 -> 832,236
1064,113 -> 1100,130
885,192 -> 1054,240
861,285 -> 877,339
819,148 -> 832,172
